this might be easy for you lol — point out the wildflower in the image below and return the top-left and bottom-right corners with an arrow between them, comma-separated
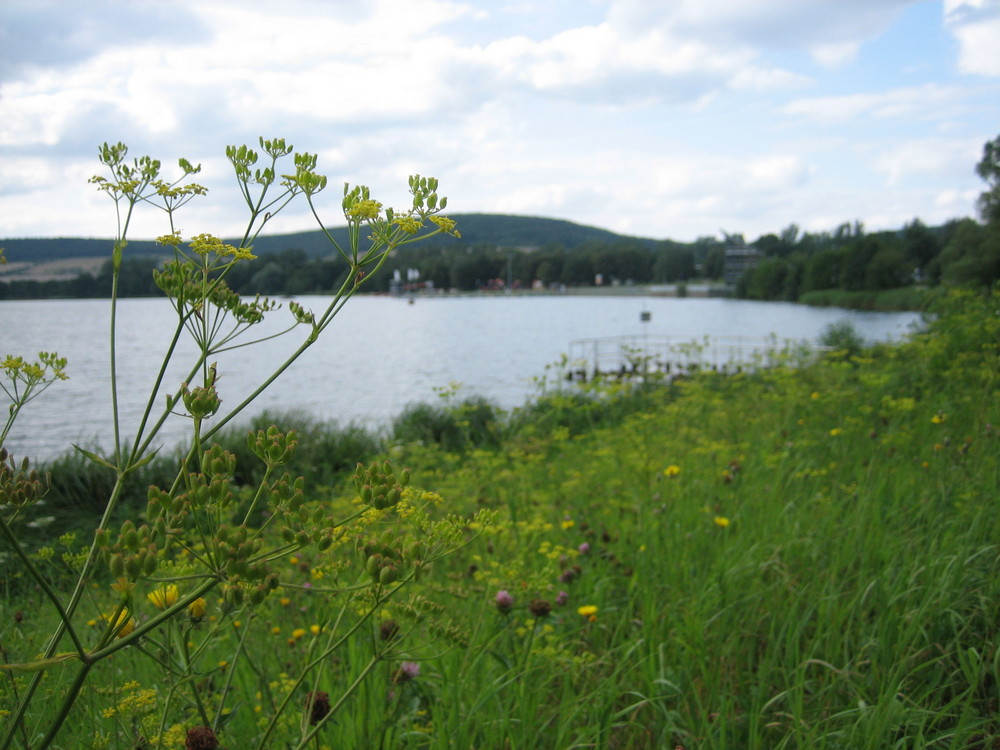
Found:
380,619 -> 400,640
561,519 -> 575,530
429,215 -> 460,236
829,428 -> 842,436
931,413 -> 946,424
292,628 -> 307,640
279,597 -> 291,607
185,726 -> 219,750
495,590 -> 514,613
555,590 -> 569,607
156,232 -> 183,247
305,691 -> 330,725
578,542 -> 591,555
663,465 -> 681,478
310,624 -> 321,635
271,626 -> 281,635
393,661 -> 421,683
529,599 -> 552,618
577,604 -> 598,622
559,566 -> 581,584
147,584 -> 179,610
105,608 -> 136,638
346,199 -> 382,221
393,215 -> 423,234
188,597 -> 206,622
714,516 -> 731,528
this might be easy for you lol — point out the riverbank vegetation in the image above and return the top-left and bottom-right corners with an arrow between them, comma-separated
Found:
4,285 -> 997,748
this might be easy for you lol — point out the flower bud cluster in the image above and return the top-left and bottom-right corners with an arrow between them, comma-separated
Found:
99,519 -> 160,581
181,382 -> 222,420
0,449 -> 50,509
353,460 -> 410,510
248,425 -> 298,468
359,528 -> 421,586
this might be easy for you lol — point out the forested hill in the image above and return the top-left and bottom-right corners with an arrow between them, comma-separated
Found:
0,213 -> 654,263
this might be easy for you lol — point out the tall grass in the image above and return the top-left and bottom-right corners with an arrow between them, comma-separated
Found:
3,287 -> 997,748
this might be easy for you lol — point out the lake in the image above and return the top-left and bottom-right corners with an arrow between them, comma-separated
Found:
1,294 -> 921,462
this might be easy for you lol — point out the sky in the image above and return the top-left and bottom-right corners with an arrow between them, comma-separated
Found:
1,0 -> 999,244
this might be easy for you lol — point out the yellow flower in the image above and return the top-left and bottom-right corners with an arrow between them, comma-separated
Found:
577,605 -> 598,622
292,628 -> 306,640
310,624 -> 321,635
147,584 -> 179,610
429,215 -> 459,236
279,597 -> 291,607
272,626 -> 281,635
931,413 -> 946,424
393,215 -> 423,234
105,609 -> 136,638
663,465 -> 681,478
714,516 -> 731,528
829,428 -> 842,436
188,597 -> 207,621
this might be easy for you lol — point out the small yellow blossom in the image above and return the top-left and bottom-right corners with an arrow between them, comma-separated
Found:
829,428 -> 842,436
104,609 -> 136,639
147,584 -> 179,610
663,465 -> 681,478
310,624 -> 321,635
292,628 -> 307,640
272,626 -> 281,635
279,597 -> 291,607
429,215 -> 459,236
188,597 -> 207,621
931,413 -> 946,424
577,605 -> 598,622
561,519 -> 575,530
714,516 -> 731,528
346,199 -> 382,221
393,215 -> 423,234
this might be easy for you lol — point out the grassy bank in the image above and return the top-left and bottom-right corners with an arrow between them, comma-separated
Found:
2,288 -> 998,748
798,285 -> 935,311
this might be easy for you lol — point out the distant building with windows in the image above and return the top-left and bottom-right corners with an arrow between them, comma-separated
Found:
723,245 -> 762,286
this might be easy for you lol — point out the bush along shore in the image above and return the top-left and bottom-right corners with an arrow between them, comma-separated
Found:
2,285 -> 997,748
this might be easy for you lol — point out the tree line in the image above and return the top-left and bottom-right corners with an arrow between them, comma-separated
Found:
3,134 -> 998,303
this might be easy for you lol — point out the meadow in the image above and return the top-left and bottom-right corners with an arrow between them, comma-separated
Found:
2,286 -> 997,749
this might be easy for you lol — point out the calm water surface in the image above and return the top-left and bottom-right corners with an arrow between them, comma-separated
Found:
1,295 -> 921,462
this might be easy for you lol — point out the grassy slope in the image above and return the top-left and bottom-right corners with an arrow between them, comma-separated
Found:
2,289 -> 997,748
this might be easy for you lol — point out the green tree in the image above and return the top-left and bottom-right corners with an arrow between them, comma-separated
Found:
975,133 -> 1000,224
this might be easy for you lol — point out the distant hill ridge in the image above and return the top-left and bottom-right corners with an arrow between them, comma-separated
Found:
1,214 -> 658,264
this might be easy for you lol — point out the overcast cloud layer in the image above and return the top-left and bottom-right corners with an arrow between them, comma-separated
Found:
1,0 -> 999,242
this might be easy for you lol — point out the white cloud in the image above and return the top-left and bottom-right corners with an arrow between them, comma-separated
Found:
781,83 -> 975,123
945,0 -> 1000,75
872,137 -> 985,186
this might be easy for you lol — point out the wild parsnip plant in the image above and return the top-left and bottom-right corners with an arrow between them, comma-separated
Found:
0,139 -> 490,750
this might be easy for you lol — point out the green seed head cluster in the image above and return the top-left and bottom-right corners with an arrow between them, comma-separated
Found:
248,425 -> 298,468
0,449 -> 50,509
353,460 -> 410,510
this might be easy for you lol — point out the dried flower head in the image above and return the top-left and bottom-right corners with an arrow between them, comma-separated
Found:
305,691 -> 330,725
185,726 -> 218,750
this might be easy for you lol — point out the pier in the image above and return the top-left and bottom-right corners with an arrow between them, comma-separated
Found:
565,334 -> 831,382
